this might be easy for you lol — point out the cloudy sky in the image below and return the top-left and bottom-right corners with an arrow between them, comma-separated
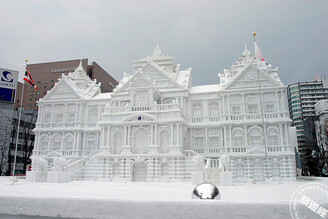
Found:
0,0 -> 327,86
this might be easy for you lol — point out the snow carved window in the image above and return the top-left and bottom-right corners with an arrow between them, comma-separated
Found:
52,134 -> 61,150
194,136 -> 204,147
67,113 -> 75,122
231,99 -> 241,114
208,102 -> 219,117
54,106 -> 64,122
40,135 -> 49,150
87,134 -> 97,150
64,134 -> 73,150
209,136 -> 220,147
233,129 -> 244,146
249,128 -> 262,146
43,114 -> 51,123
192,103 -> 203,117
264,96 -> 275,113
247,97 -> 259,114
268,128 -> 279,146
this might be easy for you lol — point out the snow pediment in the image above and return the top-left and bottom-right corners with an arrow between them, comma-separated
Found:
222,64 -> 282,90
130,73 -> 155,89
123,113 -> 156,123
247,147 -> 265,155
42,78 -> 82,101
142,62 -> 184,89
113,71 -> 156,95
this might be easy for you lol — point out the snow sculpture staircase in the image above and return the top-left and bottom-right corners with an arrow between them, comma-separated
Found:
69,150 -> 215,182
70,151 -> 104,181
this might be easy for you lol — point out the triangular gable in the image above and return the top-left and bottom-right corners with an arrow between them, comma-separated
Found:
42,78 -> 83,101
223,64 -> 282,90
141,61 -> 184,89
113,70 -> 156,94
130,72 -> 156,88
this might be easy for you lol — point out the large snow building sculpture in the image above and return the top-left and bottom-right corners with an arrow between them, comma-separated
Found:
32,43 -> 296,182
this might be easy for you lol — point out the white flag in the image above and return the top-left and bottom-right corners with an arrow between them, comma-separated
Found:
254,41 -> 267,70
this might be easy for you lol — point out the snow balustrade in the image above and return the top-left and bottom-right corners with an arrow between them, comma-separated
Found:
189,112 -> 289,123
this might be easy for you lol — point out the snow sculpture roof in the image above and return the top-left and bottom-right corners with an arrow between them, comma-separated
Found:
42,60 -> 101,101
218,43 -> 283,89
113,43 -> 192,93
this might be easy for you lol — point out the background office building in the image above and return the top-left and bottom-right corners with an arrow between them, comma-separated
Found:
15,59 -> 118,110
287,78 -> 328,170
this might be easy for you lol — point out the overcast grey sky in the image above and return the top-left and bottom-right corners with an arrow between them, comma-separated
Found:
0,0 -> 327,86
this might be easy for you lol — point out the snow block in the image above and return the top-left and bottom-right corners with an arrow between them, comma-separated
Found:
220,172 -> 232,186
47,171 -> 71,183
26,171 -> 47,182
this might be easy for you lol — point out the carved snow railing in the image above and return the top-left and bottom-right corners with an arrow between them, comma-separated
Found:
67,150 -> 99,173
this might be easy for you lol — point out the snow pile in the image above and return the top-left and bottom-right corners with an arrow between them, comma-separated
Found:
0,177 -> 327,219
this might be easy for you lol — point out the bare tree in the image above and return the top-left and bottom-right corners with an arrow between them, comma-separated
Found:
4,109 -> 37,175
303,116 -> 320,176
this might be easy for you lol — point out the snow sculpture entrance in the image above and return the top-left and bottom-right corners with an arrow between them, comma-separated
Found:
133,128 -> 149,154
133,162 -> 147,182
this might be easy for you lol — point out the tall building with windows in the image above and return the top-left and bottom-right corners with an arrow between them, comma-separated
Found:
15,59 -> 118,110
31,43 -> 297,182
287,79 -> 328,167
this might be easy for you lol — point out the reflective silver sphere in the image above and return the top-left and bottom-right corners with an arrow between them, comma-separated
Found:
192,183 -> 220,200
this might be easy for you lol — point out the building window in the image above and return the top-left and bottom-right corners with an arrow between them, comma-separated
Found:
40,135 -> 49,150
231,105 -> 241,114
67,114 -> 75,122
265,104 -> 274,113
233,129 -> 244,146
249,128 -> 262,146
208,102 -> 219,117
52,134 -> 61,150
268,128 -> 278,145
192,103 -> 203,117
248,104 -> 258,114
209,136 -> 220,147
87,134 -> 97,150
43,114 -> 51,123
64,135 -> 73,150
194,136 -> 204,147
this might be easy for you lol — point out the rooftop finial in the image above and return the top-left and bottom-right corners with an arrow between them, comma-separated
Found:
243,41 -> 251,56
153,37 -> 162,57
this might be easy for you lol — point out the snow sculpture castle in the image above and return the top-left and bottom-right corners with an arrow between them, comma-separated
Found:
32,42 -> 296,182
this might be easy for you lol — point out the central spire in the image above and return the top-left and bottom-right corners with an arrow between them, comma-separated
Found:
243,42 -> 251,56
152,37 -> 162,57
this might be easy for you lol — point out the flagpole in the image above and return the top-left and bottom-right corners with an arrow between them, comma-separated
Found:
12,60 -> 28,176
253,33 -> 270,180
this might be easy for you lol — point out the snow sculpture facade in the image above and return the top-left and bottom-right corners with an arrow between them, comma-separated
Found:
32,43 -> 296,182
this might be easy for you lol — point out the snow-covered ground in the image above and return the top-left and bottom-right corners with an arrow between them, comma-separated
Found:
0,177 -> 327,219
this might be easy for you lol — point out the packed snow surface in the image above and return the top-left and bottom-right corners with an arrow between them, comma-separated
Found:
0,177 -> 327,219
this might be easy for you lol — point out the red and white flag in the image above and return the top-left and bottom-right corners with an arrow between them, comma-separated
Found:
24,67 -> 38,89
254,41 -> 267,70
